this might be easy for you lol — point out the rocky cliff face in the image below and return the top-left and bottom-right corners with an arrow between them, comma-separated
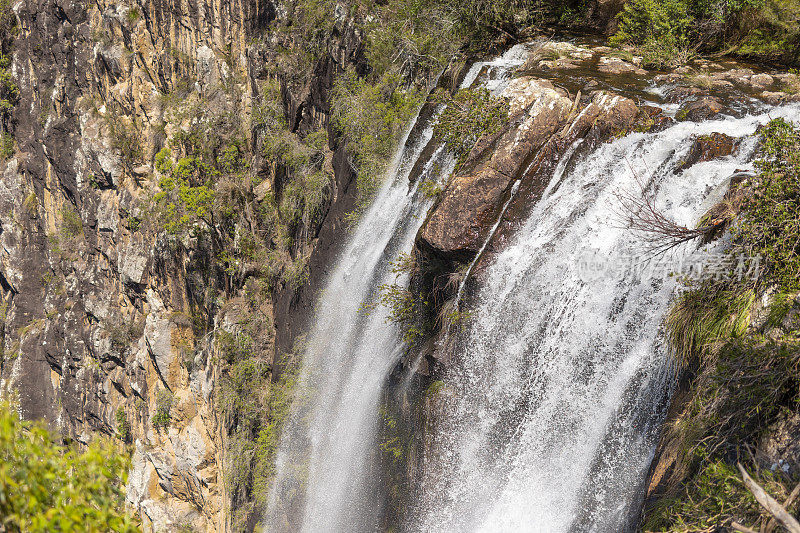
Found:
0,0 -> 364,530
3,0 -> 800,529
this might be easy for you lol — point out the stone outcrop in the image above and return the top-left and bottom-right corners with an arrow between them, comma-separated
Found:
677,132 -> 738,172
417,77 -> 573,261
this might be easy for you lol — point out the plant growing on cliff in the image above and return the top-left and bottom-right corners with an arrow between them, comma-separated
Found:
734,118 -> 800,291
115,407 -> 131,444
151,388 -> 174,430
0,402 -> 139,532
331,69 -> 421,203
59,204 -> 83,239
433,87 -> 509,172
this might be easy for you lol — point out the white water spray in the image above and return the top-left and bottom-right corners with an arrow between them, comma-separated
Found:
412,106 -> 800,533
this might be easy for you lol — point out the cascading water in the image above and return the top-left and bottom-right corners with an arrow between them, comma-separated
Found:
410,105 -> 800,532
265,48 -> 530,532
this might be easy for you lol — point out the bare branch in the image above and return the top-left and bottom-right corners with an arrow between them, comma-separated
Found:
730,521 -> 759,533
765,480 -> 800,533
738,462 -> 800,533
612,181 -> 723,260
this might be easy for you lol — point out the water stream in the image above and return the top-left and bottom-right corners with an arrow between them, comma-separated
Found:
266,41 -> 800,532
410,106 -> 800,533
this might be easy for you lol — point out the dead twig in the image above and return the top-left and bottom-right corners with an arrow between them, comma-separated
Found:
738,463 -> 800,533
765,480 -> 800,533
731,521 -> 759,533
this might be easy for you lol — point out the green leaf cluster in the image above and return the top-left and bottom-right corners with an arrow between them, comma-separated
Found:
331,69 -> 422,200
0,402 -> 138,532
432,87 -> 509,171
736,118 -> 800,291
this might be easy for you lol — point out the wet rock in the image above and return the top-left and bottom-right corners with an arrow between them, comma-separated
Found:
749,72 -> 774,90
417,77 -> 572,261
676,96 -> 724,122
677,132 -> 737,172
757,413 -> 800,478
597,56 -> 647,76
582,91 -> 640,142
519,41 -> 594,73
666,86 -> 705,104
634,105 -> 674,133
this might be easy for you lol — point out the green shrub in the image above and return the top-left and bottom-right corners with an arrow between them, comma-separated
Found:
154,147 -> 173,174
644,455 -> 787,531
432,87 -> 509,171
151,389 -> 173,430
115,407 -> 131,443
0,131 -> 12,159
59,204 -> 83,239
735,118 -> 800,291
612,0 -> 694,68
0,402 -> 138,532
331,69 -> 422,200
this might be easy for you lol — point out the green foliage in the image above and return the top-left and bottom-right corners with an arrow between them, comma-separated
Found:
217,322 -> 302,529
105,112 -> 143,166
735,118 -> 800,291
613,0 -> 800,65
644,455 -> 787,531
153,154 -> 216,235
363,0 -> 460,85
0,402 -> 138,532
667,286 -> 754,368
611,0 -> 693,69
378,406 -> 405,464
151,388 -> 173,430
154,146 -> 173,174
115,407 -> 131,443
252,350 -> 302,502
331,69 -> 421,200
0,52 -> 18,127
0,131 -> 12,159
59,204 -> 83,239
433,87 -> 509,171
363,253 -> 432,344
125,6 -> 140,24
420,179 -> 443,201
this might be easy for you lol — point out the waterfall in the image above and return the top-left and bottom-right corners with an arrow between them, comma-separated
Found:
264,47 -> 530,532
410,105 -> 800,532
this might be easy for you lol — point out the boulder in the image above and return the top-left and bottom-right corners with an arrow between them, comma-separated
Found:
519,42 -> 594,73
634,105 -> 674,133
749,73 -> 774,90
666,86 -> 705,104
676,96 -> 724,122
677,132 -> 737,172
417,77 -> 572,261
597,56 -> 647,76
757,413 -> 800,479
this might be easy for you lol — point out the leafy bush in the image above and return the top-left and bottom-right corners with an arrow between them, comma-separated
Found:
331,69 -> 421,200
151,389 -> 173,430
611,0 -> 693,68
0,402 -> 138,532
432,87 -> 509,171
735,118 -> 800,291
0,51 -> 18,128
115,407 -> 131,443
59,204 -> 83,239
